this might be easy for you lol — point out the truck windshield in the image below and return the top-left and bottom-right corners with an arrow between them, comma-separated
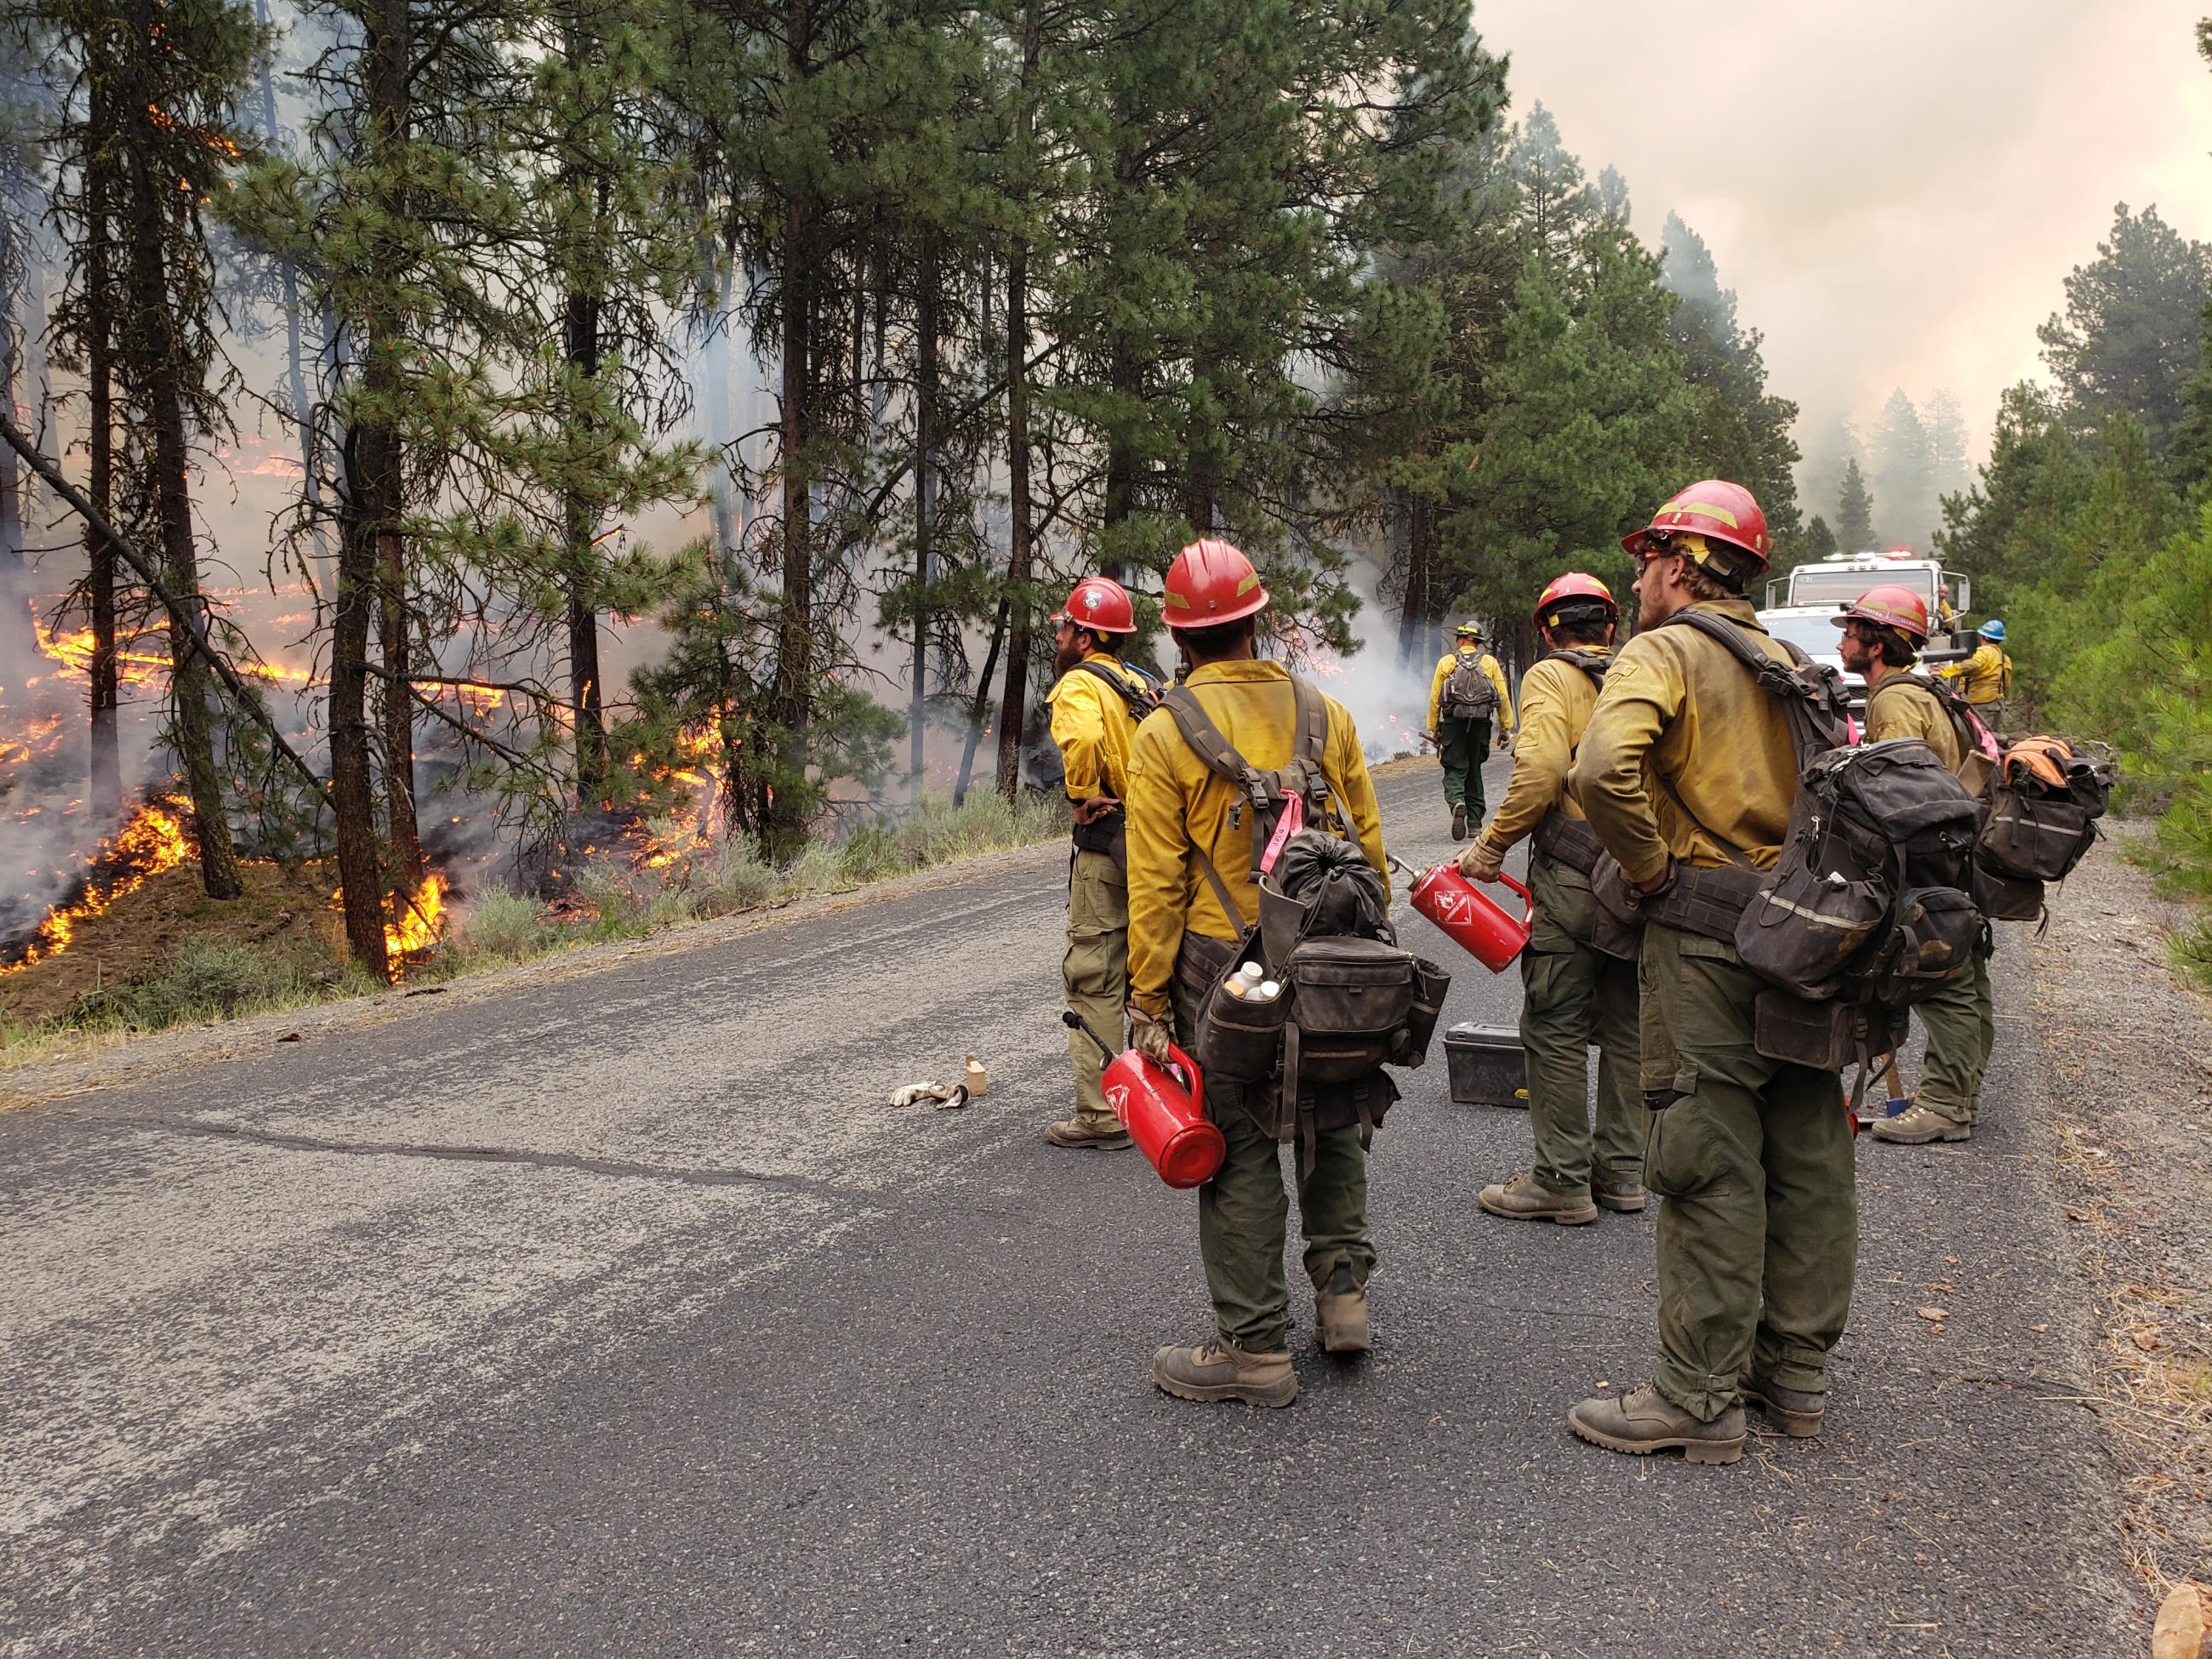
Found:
1789,567 -> 1934,607
1759,613 -> 1844,658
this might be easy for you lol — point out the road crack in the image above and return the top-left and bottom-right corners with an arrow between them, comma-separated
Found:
100,1113 -> 871,1201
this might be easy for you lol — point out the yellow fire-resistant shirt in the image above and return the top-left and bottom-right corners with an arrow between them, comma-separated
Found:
1426,649 -> 1515,733
1571,597 -> 1799,887
1864,671 -> 1963,774
1473,648 -> 1611,858
1125,659 -> 1386,1018
1045,652 -> 1150,802
1937,641 -> 2012,706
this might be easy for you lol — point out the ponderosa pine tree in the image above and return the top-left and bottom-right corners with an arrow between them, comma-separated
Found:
2038,202 -> 2212,453
1836,455 -> 1876,552
1660,209 -> 1800,551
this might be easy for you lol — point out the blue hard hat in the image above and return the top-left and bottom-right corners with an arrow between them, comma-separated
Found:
1979,619 -> 2006,641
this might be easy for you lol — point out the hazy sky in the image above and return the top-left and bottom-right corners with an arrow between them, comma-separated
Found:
1475,0 -> 2212,470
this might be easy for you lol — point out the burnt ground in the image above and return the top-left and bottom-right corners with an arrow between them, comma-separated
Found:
0,858 -> 346,1023
0,755 -> 2160,1657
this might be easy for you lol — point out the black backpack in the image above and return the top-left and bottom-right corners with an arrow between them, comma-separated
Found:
1440,650 -> 1501,720
1657,610 -> 1986,1052
1160,678 -> 1449,1166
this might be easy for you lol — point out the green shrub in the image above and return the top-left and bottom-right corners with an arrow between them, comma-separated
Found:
839,820 -> 908,883
456,889 -> 548,966
701,839 -> 780,915
70,938 -> 316,1031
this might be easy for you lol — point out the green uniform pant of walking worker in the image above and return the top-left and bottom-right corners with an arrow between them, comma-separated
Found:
1438,716 -> 1492,823
1913,944 -> 1996,1127
1172,944 -> 1375,1351
1639,922 -> 1857,1422
1063,847 -> 1130,1132
1520,857 -> 1643,1198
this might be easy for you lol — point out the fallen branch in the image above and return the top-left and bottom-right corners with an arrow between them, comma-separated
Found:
0,408 -> 331,812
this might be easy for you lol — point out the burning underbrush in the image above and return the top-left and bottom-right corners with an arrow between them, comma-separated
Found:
0,784 -> 1068,1050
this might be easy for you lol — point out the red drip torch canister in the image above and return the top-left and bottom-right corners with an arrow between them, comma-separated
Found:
1409,864 -> 1532,973
1103,1043 -> 1222,1189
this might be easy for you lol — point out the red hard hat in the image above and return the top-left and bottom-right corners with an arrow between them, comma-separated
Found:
1833,584 -> 1930,645
1052,574 -> 1137,635
1163,537 -> 1269,627
1532,572 -> 1617,634
1621,479 -> 1771,574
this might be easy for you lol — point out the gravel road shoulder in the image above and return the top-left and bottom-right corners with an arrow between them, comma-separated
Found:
2032,831 -> 2212,1608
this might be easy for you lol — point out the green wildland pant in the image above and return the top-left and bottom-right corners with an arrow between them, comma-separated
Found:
1063,847 -> 1129,1130
1438,716 -> 1491,818
1913,945 -> 1995,1126
1172,942 -> 1374,1352
1639,921 -> 1856,1422
1521,856 -> 1643,1196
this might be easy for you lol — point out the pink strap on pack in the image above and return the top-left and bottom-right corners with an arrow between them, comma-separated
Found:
1258,792 -> 1305,875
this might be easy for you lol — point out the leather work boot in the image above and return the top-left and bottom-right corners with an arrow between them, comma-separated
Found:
1451,801 -> 1469,840
1870,1104 -> 1970,1145
1315,1264 -> 1371,1355
1479,1171 -> 1599,1226
1568,1383 -> 1745,1465
1593,1172 -> 1647,1213
1046,1115 -> 1132,1150
1738,1372 -> 1825,1438
1152,1338 -> 1297,1408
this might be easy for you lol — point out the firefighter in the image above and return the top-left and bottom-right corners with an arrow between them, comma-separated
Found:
1123,538 -> 1388,1408
1457,573 -> 1644,1224
1834,586 -> 1995,1146
1567,480 -> 1853,1466
1937,619 -> 2013,731
1425,623 -> 1515,840
1043,575 -> 1155,1151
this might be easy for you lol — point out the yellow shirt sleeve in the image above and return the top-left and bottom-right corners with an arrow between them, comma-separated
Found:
1479,661 -> 1573,854
1047,673 -> 1111,801
1325,704 -> 1388,890
1427,654 -> 1452,731
1484,654 -> 1514,731
1571,647 -> 1684,887
1123,718 -> 1190,1018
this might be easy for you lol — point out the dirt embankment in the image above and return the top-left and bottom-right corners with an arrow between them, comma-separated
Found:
2033,836 -> 2212,1601
0,861 -> 345,1023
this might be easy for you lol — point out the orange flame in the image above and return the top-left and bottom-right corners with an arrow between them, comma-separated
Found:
384,874 -> 448,960
3,797 -> 193,973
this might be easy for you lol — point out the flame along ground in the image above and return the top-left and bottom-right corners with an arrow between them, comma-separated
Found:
1,795 -> 193,973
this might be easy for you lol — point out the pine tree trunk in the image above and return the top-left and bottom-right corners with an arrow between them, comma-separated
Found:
954,593 -> 1007,806
1398,493 -> 1430,669
328,0 -> 411,978
377,486 -> 420,892
910,229 -> 938,795
762,0 -> 816,862
370,0 -> 420,898
995,13 -> 1040,802
562,285 -> 607,802
84,125 -> 121,819
122,50 -> 243,900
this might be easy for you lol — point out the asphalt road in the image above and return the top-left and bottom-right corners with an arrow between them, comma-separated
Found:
0,755 -> 2138,1657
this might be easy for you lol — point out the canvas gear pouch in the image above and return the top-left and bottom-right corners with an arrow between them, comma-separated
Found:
1753,988 -> 1907,1071
1733,739 -> 1983,1008
1441,651 -> 1500,720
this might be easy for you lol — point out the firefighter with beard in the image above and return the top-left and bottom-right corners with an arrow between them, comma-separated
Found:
1567,480 -> 1854,1466
1122,538 -> 1387,1408
1043,576 -> 1157,1151
1834,586 -> 1997,1146
1457,573 -> 1644,1226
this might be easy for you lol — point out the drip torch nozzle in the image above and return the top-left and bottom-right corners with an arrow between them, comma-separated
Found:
1061,1008 -> 1121,1063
